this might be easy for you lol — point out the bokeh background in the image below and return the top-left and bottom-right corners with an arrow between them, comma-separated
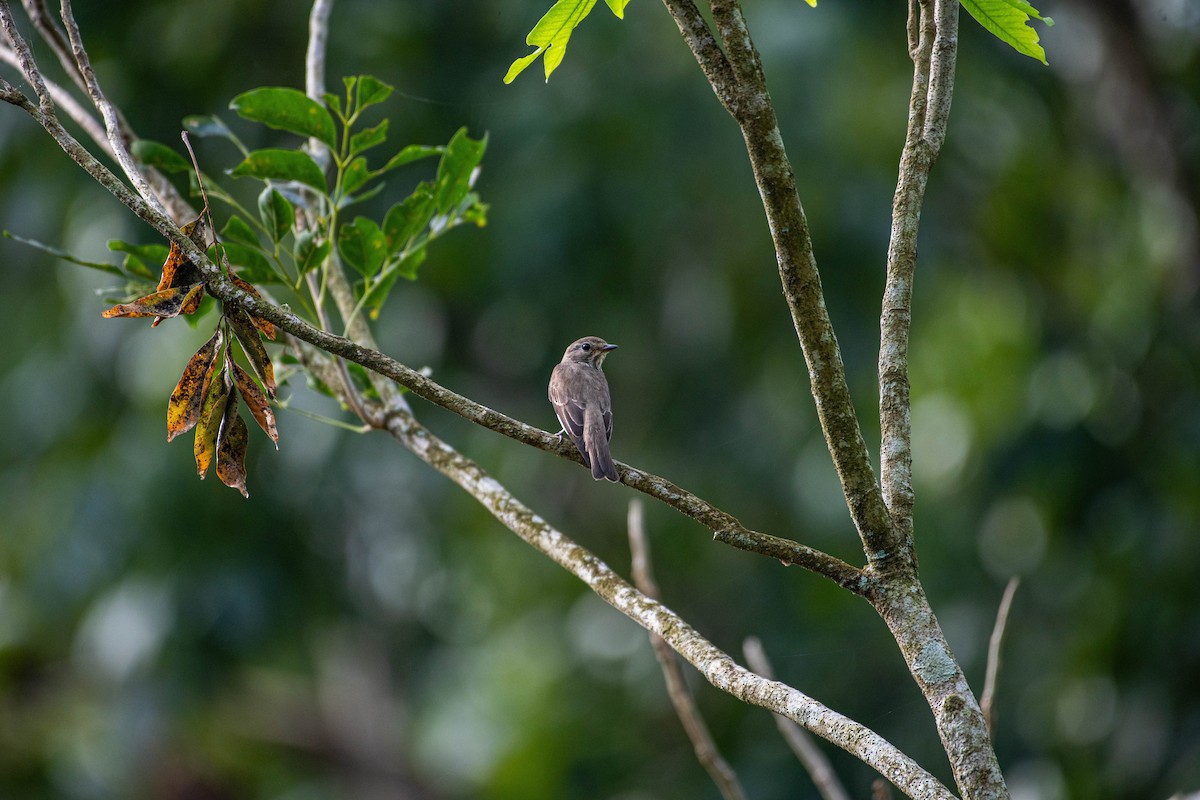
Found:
1,1 -> 1198,798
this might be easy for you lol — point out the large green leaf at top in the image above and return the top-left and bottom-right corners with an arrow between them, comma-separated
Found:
231,149 -> 327,192
505,0 -> 628,84
230,87 -> 338,149
961,0 -> 1053,65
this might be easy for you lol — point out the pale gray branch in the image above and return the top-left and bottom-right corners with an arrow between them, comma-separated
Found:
629,500 -> 748,800
980,577 -> 1020,733
743,637 -> 851,800
58,0 -> 167,218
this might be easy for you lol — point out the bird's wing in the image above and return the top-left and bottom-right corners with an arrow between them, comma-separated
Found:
549,367 -> 590,464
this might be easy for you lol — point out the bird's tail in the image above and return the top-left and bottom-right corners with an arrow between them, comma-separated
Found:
584,415 -> 618,482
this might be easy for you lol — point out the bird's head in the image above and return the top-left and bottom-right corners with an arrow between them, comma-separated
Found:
560,336 -> 618,367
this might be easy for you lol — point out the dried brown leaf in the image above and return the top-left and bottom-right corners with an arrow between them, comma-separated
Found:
195,365 -> 231,478
228,308 -> 276,397
215,390 -> 250,498
167,329 -> 223,442
231,361 -> 278,447
102,283 -> 204,321
230,274 -> 276,340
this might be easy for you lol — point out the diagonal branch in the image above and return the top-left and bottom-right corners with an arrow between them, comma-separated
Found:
662,0 -> 897,566
57,0 -> 168,218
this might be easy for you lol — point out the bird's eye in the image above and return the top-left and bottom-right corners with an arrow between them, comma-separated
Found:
581,343 -> 591,351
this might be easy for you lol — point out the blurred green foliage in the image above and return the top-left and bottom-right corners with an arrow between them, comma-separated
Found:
1,1 -> 1198,798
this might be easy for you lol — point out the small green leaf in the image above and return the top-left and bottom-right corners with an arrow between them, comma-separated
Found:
378,144 -> 442,175
258,187 -> 294,243
230,86 -> 338,148
434,128 -> 488,214
108,239 -> 170,279
338,217 -> 388,276
383,183 -> 435,256
360,248 -> 427,320
132,139 -> 191,173
231,149 -> 327,192
394,245 -> 428,281
355,75 -> 394,110
960,0 -> 1053,64
294,230 -> 331,274
342,156 -> 371,196
323,92 -> 343,120
219,242 -> 279,284
504,0 -> 602,84
349,120 -> 389,157
221,215 -> 260,248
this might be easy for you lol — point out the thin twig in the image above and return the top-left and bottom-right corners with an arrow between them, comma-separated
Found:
629,500 -> 748,800
57,0 -> 168,218
742,637 -> 851,800
980,576 -> 1020,733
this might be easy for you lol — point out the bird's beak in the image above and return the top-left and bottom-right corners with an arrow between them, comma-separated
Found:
602,344 -> 619,351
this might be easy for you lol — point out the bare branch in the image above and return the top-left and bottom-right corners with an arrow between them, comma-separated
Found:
21,0 -> 84,94
0,40 -> 105,145
629,501 -> 748,800
305,0 -> 334,170
658,0 -> 738,114
980,577 -> 1020,733
743,637 -> 851,800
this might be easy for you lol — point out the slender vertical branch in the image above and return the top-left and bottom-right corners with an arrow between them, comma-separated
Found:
58,0 -> 168,218
629,501 -> 748,800
662,0 -> 897,566
743,637 -> 851,800
980,577 -> 1020,732
879,0 -> 959,556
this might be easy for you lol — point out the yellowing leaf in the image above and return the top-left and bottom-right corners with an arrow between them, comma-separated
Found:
195,365 -> 231,478
102,283 -> 204,321
230,274 -> 276,340
232,361 -> 278,448
215,391 -> 250,498
228,308 -> 277,397
167,329 -> 223,442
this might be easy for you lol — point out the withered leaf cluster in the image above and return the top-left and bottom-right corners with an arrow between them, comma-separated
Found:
104,216 -> 279,497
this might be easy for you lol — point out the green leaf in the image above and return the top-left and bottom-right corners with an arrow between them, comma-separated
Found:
323,92 -> 343,121
108,239 -> 170,279
393,245 -> 428,281
383,183 -> 435,256
4,231 -> 125,276
229,86 -> 338,148
258,187 -> 294,243
504,0 -> 603,84
603,0 -> 630,18
338,217 -> 388,276
349,120 -> 389,157
378,144 -> 442,175
293,230 -> 331,274
342,156 -> 371,196
960,0 -> 1053,65
221,215 -> 260,248
434,128 -> 488,214
132,139 -> 191,173
360,247 -> 426,319
219,242 -> 279,284
183,114 -> 248,154
355,75 -> 394,111
231,149 -> 327,192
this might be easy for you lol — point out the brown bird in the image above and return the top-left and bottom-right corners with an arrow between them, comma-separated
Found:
548,336 -> 620,482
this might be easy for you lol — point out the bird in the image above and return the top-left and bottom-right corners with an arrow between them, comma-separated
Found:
548,336 -> 620,482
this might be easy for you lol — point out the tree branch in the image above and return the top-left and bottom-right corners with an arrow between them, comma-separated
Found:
662,0 -> 897,566
743,636 -> 851,800
980,577 -> 1019,733
629,500 -> 748,800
